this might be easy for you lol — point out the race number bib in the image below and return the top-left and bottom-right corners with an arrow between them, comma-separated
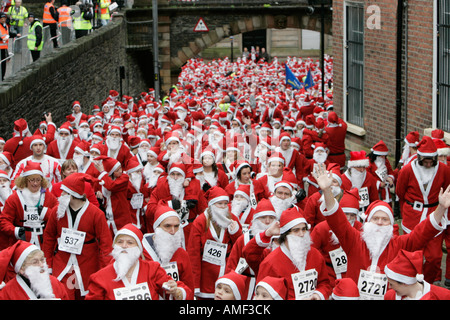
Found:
162,261 -> 179,281
249,193 -> 257,209
329,247 -> 348,275
291,269 -> 318,300
359,187 -> 370,207
235,257 -> 249,274
23,207 -> 42,230
114,282 -> 152,300
375,167 -> 388,182
130,193 -> 144,209
202,240 -> 227,266
58,228 -> 86,255
357,270 -> 388,300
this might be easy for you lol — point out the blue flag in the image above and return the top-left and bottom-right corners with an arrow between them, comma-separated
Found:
303,68 -> 315,89
285,64 -> 302,90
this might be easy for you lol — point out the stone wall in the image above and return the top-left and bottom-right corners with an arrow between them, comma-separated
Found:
0,16 -> 151,139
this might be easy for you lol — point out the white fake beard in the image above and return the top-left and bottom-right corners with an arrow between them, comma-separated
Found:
167,176 -> 184,200
57,135 -> 72,154
319,186 -> 342,204
313,152 -> 327,164
230,199 -> 249,217
210,205 -> 232,229
416,165 -> 435,185
78,128 -> 90,141
24,264 -> 55,299
177,111 -> 187,121
154,227 -> 183,265
361,222 -> 393,260
250,219 -> 273,236
111,245 -> 141,282
0,182 -> 11,203
286,233 -> 311,272
270,196 -> 293,218
374,156 -> 386,169
138,148 -> 148,161
168,148 -> 183,166
0,163 -> 7,171
130,171 -> 142,192
57,194 -> 71,219
350,168 -> 366,189
107,136 -> 120,151
73,153 -> 84,170
147,173 -> 160,188
22,188 -> 41,207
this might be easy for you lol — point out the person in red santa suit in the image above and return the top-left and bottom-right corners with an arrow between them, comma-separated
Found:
341,150 -> 379,214
396,136 -> 450,284
142,205 -> 195,295
4,115 -> 56,168
0,162 -> 58,250
73,140 -> 100,180
273,132 -> 309,188
324,111 -> 347,171
196,147 -> 229,191
214,270 -> 248,300
395,131 -> 420,173
300,117 -> 330,160
85,223 -> 192,300
93,156 -> 131,238
229,184 -> 255,227
226,198 -> 278,300
303,142 -> 332,197
0,241 -> 70,300
366,140 -> 396,205
146,162 -> 207,242
103,125 -> 133,169
0,151 -> 14,179
256,152 -> 286,196
313,162 -> 449,300
224,160 -> 268,206
311,188 -> 363,286
245,207 -> 332,300
42,172 -> 113,300
68,101 -> 88,129
12,135 -> 62,189
125,157 -> 146,233
187,186 -> 242,300
46,122 -> 77,164
384,249 -> 450,300
142,146 -> 161,185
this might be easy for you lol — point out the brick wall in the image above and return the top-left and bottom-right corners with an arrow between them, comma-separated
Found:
333,0 -> 435,158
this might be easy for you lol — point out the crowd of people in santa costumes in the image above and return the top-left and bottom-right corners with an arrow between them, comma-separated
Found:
0,52 -> 450,302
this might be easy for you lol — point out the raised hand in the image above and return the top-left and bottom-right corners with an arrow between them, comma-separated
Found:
439,185 -> 450,209
311,163 -> 333,191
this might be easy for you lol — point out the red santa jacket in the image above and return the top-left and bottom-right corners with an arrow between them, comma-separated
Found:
45,138 -> 77,162
42,201 -> 113,295
85,258 -> 193,300
0,274 -> 70,300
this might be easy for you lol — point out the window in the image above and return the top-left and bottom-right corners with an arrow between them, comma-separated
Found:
437,0 -> 450,131
345,3 -> 364,127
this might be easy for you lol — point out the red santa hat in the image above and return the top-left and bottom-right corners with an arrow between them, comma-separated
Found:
347,150 -> 369,168
147,146 -> 160,158
234,184 -> 250,201
252,198 -> 277,220
61,173 -> 87,199
404,131 -> 420,146
0,151 -> 13,167
256,276 -> 288,300
278,132 -> 291,144
384,249 -> 424,285
267,152 -> 285,165
200,147 -> 216,162
0,170 -> 10,181
153,205 -> 180,231
109,90 -> 119,99
312,142 -> 327,153
29,135 -> 46,150
362,200 -> 394,225
13,118 -> 29,144
215,270 -> 248,300
21,161 -> 44,177
226,142 -> 240,153
127,136 -> 141,149
165,132 -> 181,146
125,157 -> 143,174
232,160 -> 251,176
279,207 -> 308,234
94,156 -> 121,176
0,240 -> 40,279
108,125 -> 122,136
90,142 -> 106,155
339,188 -> 360,215
205,186 -> 229,207
72,101 -> 81,109
168,162 -> 185,178
433,138 -> 450,156
331,278 -> 360,300
273,180 -> 293,194
74,140 -> 91,157
58,122 -> 73,135
431,129 -> 445,141
371,140 -> 389,156
327,163 -> 342,186
416,136 -> 438,157
114,223 -> 143,252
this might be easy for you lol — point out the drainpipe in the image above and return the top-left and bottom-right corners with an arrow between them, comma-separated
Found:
395,0 -> 405,165
152,0 -> 160,101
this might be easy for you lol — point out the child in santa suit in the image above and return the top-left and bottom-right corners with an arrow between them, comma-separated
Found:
94,156 -> 132,238
214,270 -> 248,300
253,276 -> 288,300
187,186 -> 242,300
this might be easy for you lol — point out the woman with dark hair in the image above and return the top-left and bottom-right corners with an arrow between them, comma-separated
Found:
197,149 -> 229,192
